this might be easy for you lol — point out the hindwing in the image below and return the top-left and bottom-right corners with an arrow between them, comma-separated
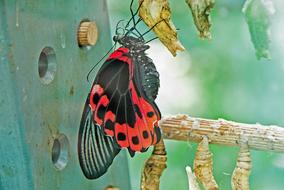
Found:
78,47 -> 161,179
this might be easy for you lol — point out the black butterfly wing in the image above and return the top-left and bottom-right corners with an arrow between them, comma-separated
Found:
78,50 -> 131,179
78,96 -> 120,179
78,47 -> 161,179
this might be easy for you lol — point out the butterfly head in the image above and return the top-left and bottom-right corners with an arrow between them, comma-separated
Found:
113,19 -> 149,52
113,35 -> 149,52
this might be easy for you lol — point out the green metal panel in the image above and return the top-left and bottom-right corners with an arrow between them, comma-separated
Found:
0,0 -> 131,189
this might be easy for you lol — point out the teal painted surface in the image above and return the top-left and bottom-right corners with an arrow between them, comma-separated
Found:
0,0 -> 131,189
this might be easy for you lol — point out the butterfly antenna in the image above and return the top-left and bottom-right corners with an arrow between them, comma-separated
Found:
145,36 -> 158,44
115,19 -> 125,35
125,18 -> 143,37
139,19 -> 165,39
125,29 -> 140,38
86,42 -> 117,82
132,0 -> 145,24
128,0 -> 136,27
125,0 -> 145,29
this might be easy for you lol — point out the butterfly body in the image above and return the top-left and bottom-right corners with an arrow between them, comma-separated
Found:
78,35 -> 161,179
114,35 -> 160,101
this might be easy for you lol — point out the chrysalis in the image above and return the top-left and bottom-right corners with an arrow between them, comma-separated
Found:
231,138 -> 252,190
242,0 -> 275,59
194,136 -> 219,190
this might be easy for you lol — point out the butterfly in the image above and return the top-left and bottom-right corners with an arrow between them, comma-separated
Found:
77,1 -> 162,179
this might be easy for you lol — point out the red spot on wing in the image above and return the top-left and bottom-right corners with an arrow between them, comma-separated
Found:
94,95 -> 109,126
107,48 -> 133,77
105,129 -> 114,137
140,98 -> 158,128
89,84 -> 104,111
153,121 -> 160,144
107,51 -> 123,60
129,81 -> 146,149
104,111 -> 115,121
119,47 -> 130,53
118,56 -> 132,66
104,111 -> 116,136
128,81 -> 160,150
138,97 -> 159,146
107,47 -> 129,59
115,123 -> 129,147
135,115 -> 152,148
127,125 -> 143,151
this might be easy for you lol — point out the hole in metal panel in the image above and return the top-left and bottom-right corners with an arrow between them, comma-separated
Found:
38,47 -> 57,84
51,134 -> 69,170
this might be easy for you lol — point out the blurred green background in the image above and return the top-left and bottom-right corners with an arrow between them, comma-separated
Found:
107,0 -> 284,189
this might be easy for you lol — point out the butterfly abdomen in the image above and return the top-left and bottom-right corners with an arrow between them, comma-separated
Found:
127,42 -> 160,102
138,56 -> 160,101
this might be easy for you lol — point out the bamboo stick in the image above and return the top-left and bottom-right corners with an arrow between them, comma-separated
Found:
159,115 -> 284,153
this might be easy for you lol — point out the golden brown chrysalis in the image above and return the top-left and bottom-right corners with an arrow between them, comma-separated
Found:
194,136 -> 219,190
139,0 -> 185,56
231,137 -> 252,190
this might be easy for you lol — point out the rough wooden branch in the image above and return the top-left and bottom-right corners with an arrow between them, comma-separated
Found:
140,139 -> 167,190
159,115 -> 284,153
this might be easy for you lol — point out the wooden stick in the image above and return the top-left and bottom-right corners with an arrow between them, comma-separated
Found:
159,115 -> 284,153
